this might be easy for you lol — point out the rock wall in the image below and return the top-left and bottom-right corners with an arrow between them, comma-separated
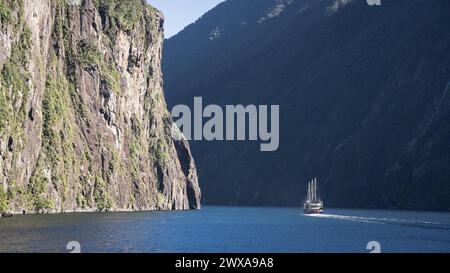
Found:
0,0 -> 201,214
163,0 -> 450,210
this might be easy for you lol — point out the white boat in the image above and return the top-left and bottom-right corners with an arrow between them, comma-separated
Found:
303,178 -> 323,214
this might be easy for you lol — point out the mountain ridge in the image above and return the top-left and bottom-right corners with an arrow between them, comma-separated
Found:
163,0 -> 450,210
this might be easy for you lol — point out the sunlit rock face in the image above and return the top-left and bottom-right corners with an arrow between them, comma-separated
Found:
0,0 -> 200,214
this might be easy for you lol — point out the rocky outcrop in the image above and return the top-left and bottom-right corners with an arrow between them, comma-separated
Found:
0,0 -> 201,214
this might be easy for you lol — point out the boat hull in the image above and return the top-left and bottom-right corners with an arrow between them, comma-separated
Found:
303,209 -> 323,214
303,201 -> 323,214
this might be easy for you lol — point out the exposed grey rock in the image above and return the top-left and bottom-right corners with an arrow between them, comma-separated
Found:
0,0 -> 201,214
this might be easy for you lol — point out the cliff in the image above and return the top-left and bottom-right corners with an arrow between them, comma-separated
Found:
163,0 -> 450,210
0,0 -> 201,214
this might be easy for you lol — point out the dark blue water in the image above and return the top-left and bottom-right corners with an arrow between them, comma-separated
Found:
0,206 -> 449,253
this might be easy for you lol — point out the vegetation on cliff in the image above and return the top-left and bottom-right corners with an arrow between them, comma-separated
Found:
0,0 -> 201,214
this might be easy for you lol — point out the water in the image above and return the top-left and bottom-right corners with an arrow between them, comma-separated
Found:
0,206 -> 449,253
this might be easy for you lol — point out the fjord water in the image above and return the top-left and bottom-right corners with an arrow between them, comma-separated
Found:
0,207 -> 449,253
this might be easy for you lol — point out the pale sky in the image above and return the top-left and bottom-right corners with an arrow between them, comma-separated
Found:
147,0 -> 225,38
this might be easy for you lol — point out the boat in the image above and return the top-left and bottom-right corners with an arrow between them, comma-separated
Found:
303,178 -> 324,214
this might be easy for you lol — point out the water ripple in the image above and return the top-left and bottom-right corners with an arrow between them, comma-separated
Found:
307,213 -> 450,230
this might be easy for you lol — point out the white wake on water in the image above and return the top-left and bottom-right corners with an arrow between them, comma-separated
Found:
305,213 -> 450,230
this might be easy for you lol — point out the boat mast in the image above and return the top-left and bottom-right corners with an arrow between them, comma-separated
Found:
314,178 -> 317,202
307,181 -> 311,202
309,180 -> 312,202
316,177 -> 321,202
312,179 -> 316,202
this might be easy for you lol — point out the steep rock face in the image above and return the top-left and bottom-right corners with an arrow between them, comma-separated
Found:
163,0 -> 450,210
0,0 -> 201,214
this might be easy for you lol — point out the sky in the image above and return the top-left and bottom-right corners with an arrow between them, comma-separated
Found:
147,0 -> 225,38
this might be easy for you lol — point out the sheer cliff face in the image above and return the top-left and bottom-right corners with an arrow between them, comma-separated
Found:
0,0 -> 200,214
164,0 -> 450,210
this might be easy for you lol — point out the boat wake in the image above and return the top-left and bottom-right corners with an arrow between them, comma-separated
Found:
306,213 -> 450,230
